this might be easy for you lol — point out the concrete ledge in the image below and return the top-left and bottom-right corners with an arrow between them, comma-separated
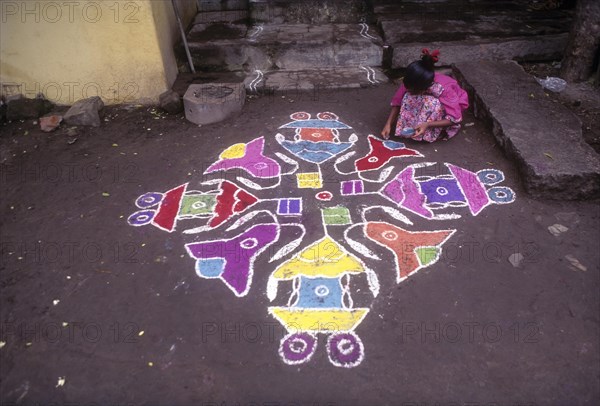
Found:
452,60 -> 600,200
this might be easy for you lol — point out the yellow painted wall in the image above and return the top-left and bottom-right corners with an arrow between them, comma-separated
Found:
0,0 -> 196,105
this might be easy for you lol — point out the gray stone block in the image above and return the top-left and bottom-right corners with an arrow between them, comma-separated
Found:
453,60 -> 600,200
184,83 -> 245,125
63,96 -> 104,127
159,90 -> 183,114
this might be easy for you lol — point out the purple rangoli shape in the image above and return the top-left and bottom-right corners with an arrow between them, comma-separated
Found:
446,163 -> 490,215
185,223 -> 279,297
381,166 -> 431,218
205,137 -> 281,179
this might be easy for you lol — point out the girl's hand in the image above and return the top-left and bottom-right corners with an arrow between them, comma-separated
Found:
381,124 -> 391,140
414,122 -> 429,136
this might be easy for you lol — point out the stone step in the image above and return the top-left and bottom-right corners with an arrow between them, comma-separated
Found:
452,60 -> 600,200
242,66 -> 387,94
193,10 -> 250,24
375,7 -> 571,19
250,0 -> 370,24
372,0 -> 552,15
186,23 -> 383,72
197,0 -> 249,12
391,34 -> 568,68
379,12 -> 571,43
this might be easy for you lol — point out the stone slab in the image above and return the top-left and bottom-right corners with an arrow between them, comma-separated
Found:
243,66 -> 387,94
391,34 -> 568,68
452,60 -> 600,199
183,83 -> 245,125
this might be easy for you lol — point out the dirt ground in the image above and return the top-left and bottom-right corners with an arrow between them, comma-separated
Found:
0,85 -> 599,405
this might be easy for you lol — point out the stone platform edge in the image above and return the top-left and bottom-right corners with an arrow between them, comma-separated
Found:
452,61 -> 600,200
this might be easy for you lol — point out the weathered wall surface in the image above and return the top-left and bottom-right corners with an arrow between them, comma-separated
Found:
0,0 -> 196,105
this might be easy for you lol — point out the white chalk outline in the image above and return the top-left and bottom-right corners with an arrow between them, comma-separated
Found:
359,65 -> 380,84
248,25 -> 263,40
269,223 -> 306,263
358,23 -> 378,40
249,70 -> 264,93
343,223 -> 381,260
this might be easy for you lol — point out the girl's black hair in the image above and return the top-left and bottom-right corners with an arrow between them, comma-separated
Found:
403,53 -> 436,92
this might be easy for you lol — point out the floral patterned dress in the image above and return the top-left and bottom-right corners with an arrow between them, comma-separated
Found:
390,74 -> 469,143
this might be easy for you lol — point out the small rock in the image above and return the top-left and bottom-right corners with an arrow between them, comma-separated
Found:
565,255 -> 587,272
6,94 -> 53,121
508,253 -> 524,268
548,223 -> 568,236
63,96 -> 104,127
159,90 -> 183,114
40,114 -> 63,132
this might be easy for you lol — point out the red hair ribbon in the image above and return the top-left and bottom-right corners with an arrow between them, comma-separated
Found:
421,48 -> 440,63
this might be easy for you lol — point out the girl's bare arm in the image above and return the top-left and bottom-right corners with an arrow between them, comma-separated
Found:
381,106 -> 401,139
